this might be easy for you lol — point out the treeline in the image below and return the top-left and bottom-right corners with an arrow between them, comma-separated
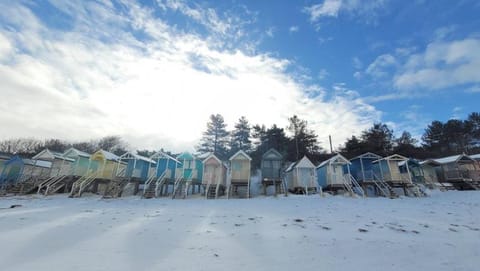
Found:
1,112 -> 479,166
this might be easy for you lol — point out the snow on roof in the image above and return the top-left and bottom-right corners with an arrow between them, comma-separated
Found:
469,153 -> 480,160
317,153 -> 351,168
33,149 -> 75,162
196,152 -> 212,160
372,154 -> 407,163
63,148 -> 91,158
350,152 -> 382,161
285,156 -> 315,171
92,149 -> 121,161
22,159 -> 52,168
431,154 -> 474,164
150,151 -> 181,164
120,152 -> 156,164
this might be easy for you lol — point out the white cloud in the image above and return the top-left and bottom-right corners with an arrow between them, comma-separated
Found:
318,69 -> 329,80
0,1 -> 380,152
289,26 -> 299,33
365,54 -> 396,78
304,0 -> 342,21
394,38 -> 480,90
352,57 -> 363,69
266,27 -> 275,38
304,0 -> 388,25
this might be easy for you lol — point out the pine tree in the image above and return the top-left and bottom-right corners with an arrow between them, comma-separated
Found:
230,116 -> 252,154
197,114 -> 230,159
287,115 -> 322,161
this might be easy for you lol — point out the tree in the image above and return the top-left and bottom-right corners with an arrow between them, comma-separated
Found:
197,114 -> 230,159
393,131 -> 423,158
96,136 -> 128,156
0,138 -> 43,155
250,124 -> 290,169
286,115 -> 322,161
360,123 -> 394,156
341,135 -> 367,158
41,139 -> 70,153
230,116 -> 252,154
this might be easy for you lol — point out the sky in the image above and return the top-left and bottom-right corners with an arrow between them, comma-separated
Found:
0,0 -> 479,153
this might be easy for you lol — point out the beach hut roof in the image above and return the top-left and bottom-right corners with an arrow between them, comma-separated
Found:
63,148 -> 91,158
196,152 -> 212,160
0,153 -> 11,160
120,152 -> 156,164
229,150 -> 252,161
22,159 -> 52,168
177,152 -> 195,160
4,155 -> 23,165
202,153 -> 222,165
398,158 -> 421,167
350,152 -> 382,161
33,149 -> 75,162
150,151 -> 181,164
429,154 -> 475,165
91,149 -> 121,162
372,154 -> 408,163
261,148 -> 283,160
285,156 -> 315,172
470,153 -> 480,160
317,153 -> 351,168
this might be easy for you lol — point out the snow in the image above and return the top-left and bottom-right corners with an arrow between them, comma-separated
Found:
0,192 -> 479,271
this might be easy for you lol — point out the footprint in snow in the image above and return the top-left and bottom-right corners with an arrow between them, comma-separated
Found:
358,228 -> 368,233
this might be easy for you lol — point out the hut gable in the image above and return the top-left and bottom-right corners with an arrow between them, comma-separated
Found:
33,149 -> 74,162
63,148 -> 91,158
431,154 -> 475,165
317,154 -> 350,169
294,156 -> 315,169
203,153 -> 222,165
351,152 -> 382,161
262,148 -> 283,161
229,150 -> 252,161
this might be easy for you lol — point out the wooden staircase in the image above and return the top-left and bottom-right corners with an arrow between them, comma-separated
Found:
142,172 -> 165,198
44,175 -> 68,195
6,177 -> 39,195
373,173 -> 398,198
205,183 -> 224,199
343,174 -> 365,197
172,178 -> 189,199
406,184 -> 428,197
69,171 -> 98,198
103,178 -> 128,198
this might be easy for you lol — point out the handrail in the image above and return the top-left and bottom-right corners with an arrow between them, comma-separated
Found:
346,174 -> 365,197
143,171 -> 162,195
372,173 -> 393,197
44,175 -> 67,195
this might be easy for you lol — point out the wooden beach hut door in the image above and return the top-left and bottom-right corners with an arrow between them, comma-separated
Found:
330,164 -> 344,185
204,163 -> 218,185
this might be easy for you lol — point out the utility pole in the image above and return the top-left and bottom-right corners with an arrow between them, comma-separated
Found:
329,135 -> 333,154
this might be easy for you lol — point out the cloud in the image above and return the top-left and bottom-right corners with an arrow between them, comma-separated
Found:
304,0 -> 388,26
304,0 -> 342,21
394,38 -> 480,90
0,1 -> 380,152
352,57 -> 363,69
318,69 -> 329,80
266,27 -> 275,38
289,26 -> 299,33
365,54 -> 396,78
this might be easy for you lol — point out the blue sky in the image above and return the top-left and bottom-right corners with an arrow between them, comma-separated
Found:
0,0 -> 479,152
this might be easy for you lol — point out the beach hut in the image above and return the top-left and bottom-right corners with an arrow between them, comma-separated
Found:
171,152 -> 203,198
0,155 -> 24,187
372,154 -> 427,196
119,152 -> 155,182
63,148 -> 92,177
419,160 -> 446,190
399,159 -> 425,184
146,151 -> 182,197
372,154 -> 412,184
32,149 -> 74,177
202,153 -> 227,199
423,154 -> 480,190
316,154 -> 363,196
260,148 -> 285,196
69,149 -> 126,197
228,150 -> 252,198
21,159 -> 52,181
349,152 -> 382,183
284,156 -> 318,194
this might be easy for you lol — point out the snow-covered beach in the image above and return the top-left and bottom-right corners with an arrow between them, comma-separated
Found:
0,192 -> 479,271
